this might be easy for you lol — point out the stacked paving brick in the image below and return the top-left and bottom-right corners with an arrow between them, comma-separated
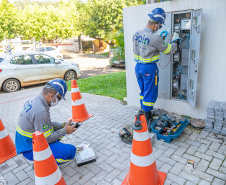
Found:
204,100 -> 226,135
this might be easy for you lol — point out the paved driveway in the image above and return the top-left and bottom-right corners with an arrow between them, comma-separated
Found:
0,86 -> 225,185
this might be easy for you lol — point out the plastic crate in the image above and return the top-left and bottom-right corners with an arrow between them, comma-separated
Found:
150,118 -> 189,143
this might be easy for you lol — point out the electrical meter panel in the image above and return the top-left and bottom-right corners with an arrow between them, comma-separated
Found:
172,12 -> 192,101
157,9 -> 202,108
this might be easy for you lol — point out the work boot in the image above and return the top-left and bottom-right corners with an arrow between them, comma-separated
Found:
145,111 -> 153,130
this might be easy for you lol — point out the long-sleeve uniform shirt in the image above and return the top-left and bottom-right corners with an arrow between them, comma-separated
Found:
133,27 -> 177,112
15,94 -> 66,154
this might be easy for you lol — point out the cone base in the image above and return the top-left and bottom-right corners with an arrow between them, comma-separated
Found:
0,150 -> 17,164
158,171 -> 167,185
121,171 -> 166,185
69,113 -> 93,123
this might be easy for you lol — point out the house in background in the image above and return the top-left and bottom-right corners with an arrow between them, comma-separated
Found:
123,0 -> 226,119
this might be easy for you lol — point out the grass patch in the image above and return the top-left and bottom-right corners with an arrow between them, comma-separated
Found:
97,52 -> 109,56
66,71 -> 126,101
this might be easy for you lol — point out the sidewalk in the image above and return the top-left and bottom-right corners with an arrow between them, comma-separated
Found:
0,86 -> 225,185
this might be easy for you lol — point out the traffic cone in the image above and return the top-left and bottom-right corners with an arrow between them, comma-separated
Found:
122,110 -> 166,185
33,131 -> 66,185
0,119 -> 17,164
69,79 -> 93,122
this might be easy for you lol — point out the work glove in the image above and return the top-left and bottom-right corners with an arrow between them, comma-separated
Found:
171,32 -> 181,44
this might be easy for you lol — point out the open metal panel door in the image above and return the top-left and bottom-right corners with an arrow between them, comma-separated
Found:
188,9 -> 202,108
156,12 -> 172,99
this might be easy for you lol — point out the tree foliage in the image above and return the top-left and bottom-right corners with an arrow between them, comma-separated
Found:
0,0 -> 144,42
0,0 -> 22,41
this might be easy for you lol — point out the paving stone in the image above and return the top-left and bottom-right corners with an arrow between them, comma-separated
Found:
163,142 -> 179,150
85,164 -> 102,175
196,159 -> 209,172
209,142 -> 221,151
198,179 -> 211,185
218,144 -> 226,155
195,138 -> 212,146
197,144 -> 209,153
15,170 -> 29,181
194,152 -> 213,161
163,148 -> 176,157
206,168 -> 226,181
66,173 -> 83,185
171,154 -> 187,164
179,171 -> 200,184
188,132 -> 199,141
91,170 -> 108,184
185,139 -> 201,147
17,178 -> 32,185
167,172 -> 186,185
175,147 -> 187,156
186,146 -> 198,155
198,130 -> 209,139
104,169 -> 121,182
8,178 -> 20,185
156,160 -> 164,170
110,160 -> 127,172
177,133 -> 190,142
62,165 -> 77,177
96,179 -> 111,185
76,171 -> 95,184
158,156 -> 176,166
212,178 -> 226,185
182,153 -> 201,163
159,163 -> 172,173
185,181 -> 196,185
153,149 -> 165,159
219,166 -> 226,174
111,178 -> 122,185
99,162 -> 114,173
175,141 -> 191,149
205,149 -> 225,160
192,169 -> 214,182
164,179 -> 174,185
3,172 -> 16,183
170,162 -> 185,175
209,158 -> 223,170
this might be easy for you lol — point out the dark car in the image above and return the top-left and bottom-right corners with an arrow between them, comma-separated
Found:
109,48 -> 125,67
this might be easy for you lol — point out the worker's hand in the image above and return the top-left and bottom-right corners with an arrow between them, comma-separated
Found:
65,119 -> 77,134
171,32 -> 181,43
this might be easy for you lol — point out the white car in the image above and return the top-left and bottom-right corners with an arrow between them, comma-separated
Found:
27,46 -> 64,59
0,51 -> 80,92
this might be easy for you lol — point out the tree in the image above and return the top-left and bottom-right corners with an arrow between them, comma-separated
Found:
0,0 -> 22,40
76,0 -> 144,39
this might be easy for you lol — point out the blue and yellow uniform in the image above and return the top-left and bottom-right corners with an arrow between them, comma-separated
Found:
133,27 -> 177,112
15,94 -> 76,165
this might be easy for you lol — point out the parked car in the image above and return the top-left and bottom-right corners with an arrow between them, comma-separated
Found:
27,46 -> 64,59
109,48 -> 125,67
0,51 -> 80,93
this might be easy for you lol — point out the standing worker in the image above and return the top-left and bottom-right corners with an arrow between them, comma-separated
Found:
133,8 -> 180,124
15,79 -> 77,165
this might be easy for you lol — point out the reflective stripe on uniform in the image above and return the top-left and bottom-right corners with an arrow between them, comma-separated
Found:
33,146 -> 52,161
162,43 -> 172,54
16,126 -> 53,138
0,129 -> 8,139
131,152 -> 155,167
43,128 -> 54,138
134,55 -> 159,63
133,130 -> 150,141
35,166 -> 62,185
71,87 -> 80,93
16,125 -> 33,138
140,96 -> 144,100
56,158 -> 71,163
143,101 -> 155,106
71,99 -> 83,106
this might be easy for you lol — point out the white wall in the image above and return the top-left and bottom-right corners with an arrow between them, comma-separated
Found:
123,0 -> 226,119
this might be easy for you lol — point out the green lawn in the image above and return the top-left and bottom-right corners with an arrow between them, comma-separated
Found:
66,71 -> 126,101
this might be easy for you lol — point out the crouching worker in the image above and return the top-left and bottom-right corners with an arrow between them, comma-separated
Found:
15,78 -> 77,165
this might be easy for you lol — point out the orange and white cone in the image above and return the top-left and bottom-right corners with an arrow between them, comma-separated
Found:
33,131 -> 66,185
69,79 -> 93,122
0,119 -> 17,164
122,112 -> 166,185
